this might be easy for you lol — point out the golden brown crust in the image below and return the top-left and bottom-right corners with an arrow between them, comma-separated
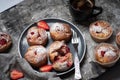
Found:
0,32 -> 12,52
24,45 -> 48,67
116,32 -> 120,48
48,41 -> 73,71
89,20 -> 113,42
94,43 -> 119,64
50,23 -> 72,42
26,26 -> 48,46
52,53 -> 73,71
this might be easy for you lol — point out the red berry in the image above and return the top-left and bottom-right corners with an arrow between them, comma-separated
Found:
37,21 -> 49,30
34,51 -> 37,55
94,23 -> 98,26
67,61 -> 72,67
54,56 -> 59,61
66,46 -> 70,53
37,34 -> 41,38
101,51 -> 105,57
39,65 -> 53,72
31,32 -> 34,35
10,69 -> 24,80
0,39 -> 7,45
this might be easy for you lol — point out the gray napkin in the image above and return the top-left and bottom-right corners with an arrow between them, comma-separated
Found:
0,54 -> 61,80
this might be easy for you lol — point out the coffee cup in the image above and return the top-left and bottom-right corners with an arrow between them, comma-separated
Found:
69,0 -> 103,22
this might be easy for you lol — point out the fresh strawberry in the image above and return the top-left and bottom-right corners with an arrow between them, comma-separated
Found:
39,65 -> 53,72
37,20 -> 49,30
10,69 -> 24,80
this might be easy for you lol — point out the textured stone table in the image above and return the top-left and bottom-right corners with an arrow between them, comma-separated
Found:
0,0 -> 120,80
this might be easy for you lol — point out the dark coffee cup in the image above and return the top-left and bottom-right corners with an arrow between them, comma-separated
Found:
69,0 -> 103,22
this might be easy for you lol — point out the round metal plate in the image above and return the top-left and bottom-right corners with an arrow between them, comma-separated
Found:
18,18 -> 86,76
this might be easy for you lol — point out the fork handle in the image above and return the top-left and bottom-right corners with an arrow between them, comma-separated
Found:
74,55 -> 82,80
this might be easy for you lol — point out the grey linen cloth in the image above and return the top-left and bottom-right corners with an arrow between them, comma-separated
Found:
0,54 -> 61,80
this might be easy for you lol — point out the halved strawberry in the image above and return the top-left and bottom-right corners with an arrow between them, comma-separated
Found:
10,69 -> 24,80
39,65 -> 53,72
37,20 -> 49,30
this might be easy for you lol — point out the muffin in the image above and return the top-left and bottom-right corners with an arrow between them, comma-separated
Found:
24,45 -> 48,67
0,32 -> 12,52
116,32 -> 120,48
48,41 -> 73,71
94,43 -> 120,67
50,23 -> 72,42
89,20 -> 113,42
26,26 -> 48,46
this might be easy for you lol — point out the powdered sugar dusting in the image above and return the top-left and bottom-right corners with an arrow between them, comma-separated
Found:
90,25 -> 102,32
35,47 -> 46,54
39,29 -> 47,39
34,46 -> 47,63
49,41 -> 64,53
27,27 -> 38,38
102,29 -> 109,34
105,50 -> 116,57
54,61 -> 68,70
97,47 -> 108,57
50,23 -> 64,31
35,54 -> 46,63
97,46 -> 117,57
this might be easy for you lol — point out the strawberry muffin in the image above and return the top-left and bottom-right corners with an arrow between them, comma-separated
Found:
24,45 -> 48,67
89,20 -> 113,42
26,26 -> 48,46
48,41 -> 73,71
0,32 -> 12,52
50,23 -> 72,42
116,32 -> 120,48
94,43 -> 120,67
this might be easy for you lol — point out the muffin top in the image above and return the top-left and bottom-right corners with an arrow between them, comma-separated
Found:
50,23 -> 71,32
0,32 -> 11,45
48,41 -> 73,71
26,26 -> 47,46
0,32 -> 12,50
95,43 -> 119,63
50,23 -> 72,41
48,41 -> 71,62
90,20 -> 113,39
24,45 -> 47,67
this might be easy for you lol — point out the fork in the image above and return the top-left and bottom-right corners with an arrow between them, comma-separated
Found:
72,30 -> 82,80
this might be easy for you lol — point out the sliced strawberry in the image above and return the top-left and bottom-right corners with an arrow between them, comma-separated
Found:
37,20 -> 49,30
39,65 -> 53,72
10,69 -> 24,80
101,51 -> 105,57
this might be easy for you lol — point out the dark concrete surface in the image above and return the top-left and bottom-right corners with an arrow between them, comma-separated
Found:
0,0 -> 120,80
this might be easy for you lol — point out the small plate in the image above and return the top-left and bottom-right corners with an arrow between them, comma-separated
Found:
18,18 -> 86,76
